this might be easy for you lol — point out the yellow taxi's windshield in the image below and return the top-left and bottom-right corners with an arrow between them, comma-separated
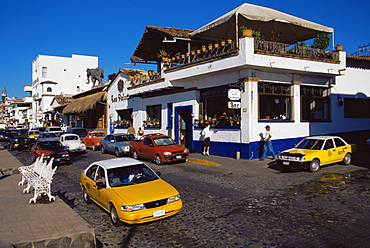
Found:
296,139 -> 324,150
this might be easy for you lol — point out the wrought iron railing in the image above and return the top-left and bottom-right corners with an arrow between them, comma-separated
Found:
167,42 -> 237,69
254,40 -> 338,61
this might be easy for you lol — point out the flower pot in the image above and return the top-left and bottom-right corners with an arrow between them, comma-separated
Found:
336,45 -> 343,51
201,46 -> 206,52
197,49 -> 201,54
221,41 -> 226,46
242,29 -> 253,37
227,39 -> 232,44
191,50 -> 196,55
208,45 -> 213,50
214,44 -> 219,48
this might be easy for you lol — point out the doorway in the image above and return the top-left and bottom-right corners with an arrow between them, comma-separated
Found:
174,106 -> 192,149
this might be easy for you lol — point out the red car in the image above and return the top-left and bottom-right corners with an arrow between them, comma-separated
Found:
83,131 -> 105,151
31,139 -> 71,165
129,133 -> 189,165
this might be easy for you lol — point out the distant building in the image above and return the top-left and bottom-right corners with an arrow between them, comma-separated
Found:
25,54 -> 98,128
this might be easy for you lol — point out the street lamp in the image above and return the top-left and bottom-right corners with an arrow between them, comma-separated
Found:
1,88 -> 7,103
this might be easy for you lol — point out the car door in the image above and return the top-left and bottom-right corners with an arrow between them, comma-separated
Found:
321,138 -> 336,165
334,137 -> 348,162
83,164 -> 99,201
142,137 -> 155,159
92,166 -> 109,210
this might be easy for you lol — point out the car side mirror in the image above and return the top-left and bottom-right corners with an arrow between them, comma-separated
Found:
96,182 -> 106,189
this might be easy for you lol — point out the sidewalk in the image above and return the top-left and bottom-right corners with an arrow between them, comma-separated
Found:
0,147 -> 95,248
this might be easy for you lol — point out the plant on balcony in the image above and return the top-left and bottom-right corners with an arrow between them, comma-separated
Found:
158,49 -> 169,61
336,43 -> 343,51
252,30 -> 262,40
312,32 -> 330,49
175,52 -> 181,60
240,25 -> 252,37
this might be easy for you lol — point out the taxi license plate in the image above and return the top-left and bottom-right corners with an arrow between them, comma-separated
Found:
176,155 -> 182,159
153,209 -> 165,217
283,161 -> 289,165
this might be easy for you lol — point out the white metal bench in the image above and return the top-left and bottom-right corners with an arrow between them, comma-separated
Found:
18,154 -> 57,203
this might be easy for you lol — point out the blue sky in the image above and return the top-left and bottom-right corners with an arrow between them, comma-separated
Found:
1,0 -> 369,97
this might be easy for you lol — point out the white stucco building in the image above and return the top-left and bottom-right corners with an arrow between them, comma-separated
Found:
107,4 -> 369,159
25,54 -> 99,128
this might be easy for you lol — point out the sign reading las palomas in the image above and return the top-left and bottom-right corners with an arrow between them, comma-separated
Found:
111,94 -> 129,102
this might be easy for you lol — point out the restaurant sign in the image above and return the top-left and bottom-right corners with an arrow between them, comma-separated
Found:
228,89 -> 241,100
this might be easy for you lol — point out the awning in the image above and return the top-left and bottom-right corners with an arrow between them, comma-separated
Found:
189,3 -> 333,44
62,92 -> 107,115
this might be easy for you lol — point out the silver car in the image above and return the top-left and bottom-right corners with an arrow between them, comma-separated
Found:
100,134 -> 135,157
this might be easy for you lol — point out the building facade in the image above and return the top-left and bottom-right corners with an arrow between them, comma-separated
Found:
106,4 -> 370,159
25,54 -> 98,128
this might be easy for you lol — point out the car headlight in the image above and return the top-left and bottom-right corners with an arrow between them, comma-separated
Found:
44,155 -> 51,159
15,139 -> 18,142
167,194 -> 181,204
121,204 -> 145,212
121,146 -> 130,151
184,148 -> 189,153
62,154 -> 69,157
163,151 -> 171,155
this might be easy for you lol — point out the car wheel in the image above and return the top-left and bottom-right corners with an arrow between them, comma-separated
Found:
110,204 -> 123,227
92,143 -> 97,151
309,159 -> 320,172
132,150 -> 139,160
101,146 -> 105,154
155,155 -> 162,165
83,188 -> 92,204
343,153 -> 351,165
115,148 -> 121,157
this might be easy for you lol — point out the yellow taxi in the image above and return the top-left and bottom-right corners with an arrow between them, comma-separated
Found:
80,158 -> 182,226
277,136 -> 352,172
28,130 -> 40,141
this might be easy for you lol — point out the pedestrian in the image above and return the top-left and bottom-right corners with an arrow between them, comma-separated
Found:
137,127 -> 144,137
127,124 -> 136,138
201,122 -> 211,156
260,125 -> 276,161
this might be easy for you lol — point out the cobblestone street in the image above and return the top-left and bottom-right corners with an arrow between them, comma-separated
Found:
10,146 -> 370,247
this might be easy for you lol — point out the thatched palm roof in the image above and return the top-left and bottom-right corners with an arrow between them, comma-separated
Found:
62,91 -> 107,115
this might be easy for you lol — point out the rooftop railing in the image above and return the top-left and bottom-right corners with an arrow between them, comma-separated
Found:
254,40 -> 339,62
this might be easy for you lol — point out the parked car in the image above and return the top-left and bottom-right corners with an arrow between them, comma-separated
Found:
66,127 -> 88,140
129,133 -> 189,165
28,130 -> 40,141
277,136 -> 353,172
59,133 -> 86,153
83,131 -> 105,151
0,129 -> 8,141
31,139 -> 71,164
79,158 -> 182,226
100,134 -> 135,157
45,126 -> 63,133
37,132 -> 60,141
7,129 -> 30,151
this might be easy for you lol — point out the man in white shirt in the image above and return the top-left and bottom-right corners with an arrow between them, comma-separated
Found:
201,122 -> 211,156
261,125 -> 276,160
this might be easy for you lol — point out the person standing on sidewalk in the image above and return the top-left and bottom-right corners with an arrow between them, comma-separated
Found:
261,125 -> 276,160
201,122 -> 211,156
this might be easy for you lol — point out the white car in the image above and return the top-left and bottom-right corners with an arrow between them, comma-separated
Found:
60,133 -> 86,153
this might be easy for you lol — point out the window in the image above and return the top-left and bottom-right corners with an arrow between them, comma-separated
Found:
200,86 -> 241,127
344,98 -> 370,118
146,105 -> 161,127
301,86 -> 330,121
116,108 -> 133,126
42,67 -> 47,78
258,82 -> 291,120
46,87 -> 52,92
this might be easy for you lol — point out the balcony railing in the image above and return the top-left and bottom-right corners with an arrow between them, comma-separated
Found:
166,41 -> 237,70
254,40 -> 339,62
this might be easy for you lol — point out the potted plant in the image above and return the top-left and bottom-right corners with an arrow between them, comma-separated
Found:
336,43 -> 343,51
201,45 -> 207,52
252,30 -> 262,40
240,26 -> 253,37
175,52 -> 181,60
221,41 -> 226,46
158,49 -> 169,61
199,115 -> 204,124
208,44 -> 213,50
